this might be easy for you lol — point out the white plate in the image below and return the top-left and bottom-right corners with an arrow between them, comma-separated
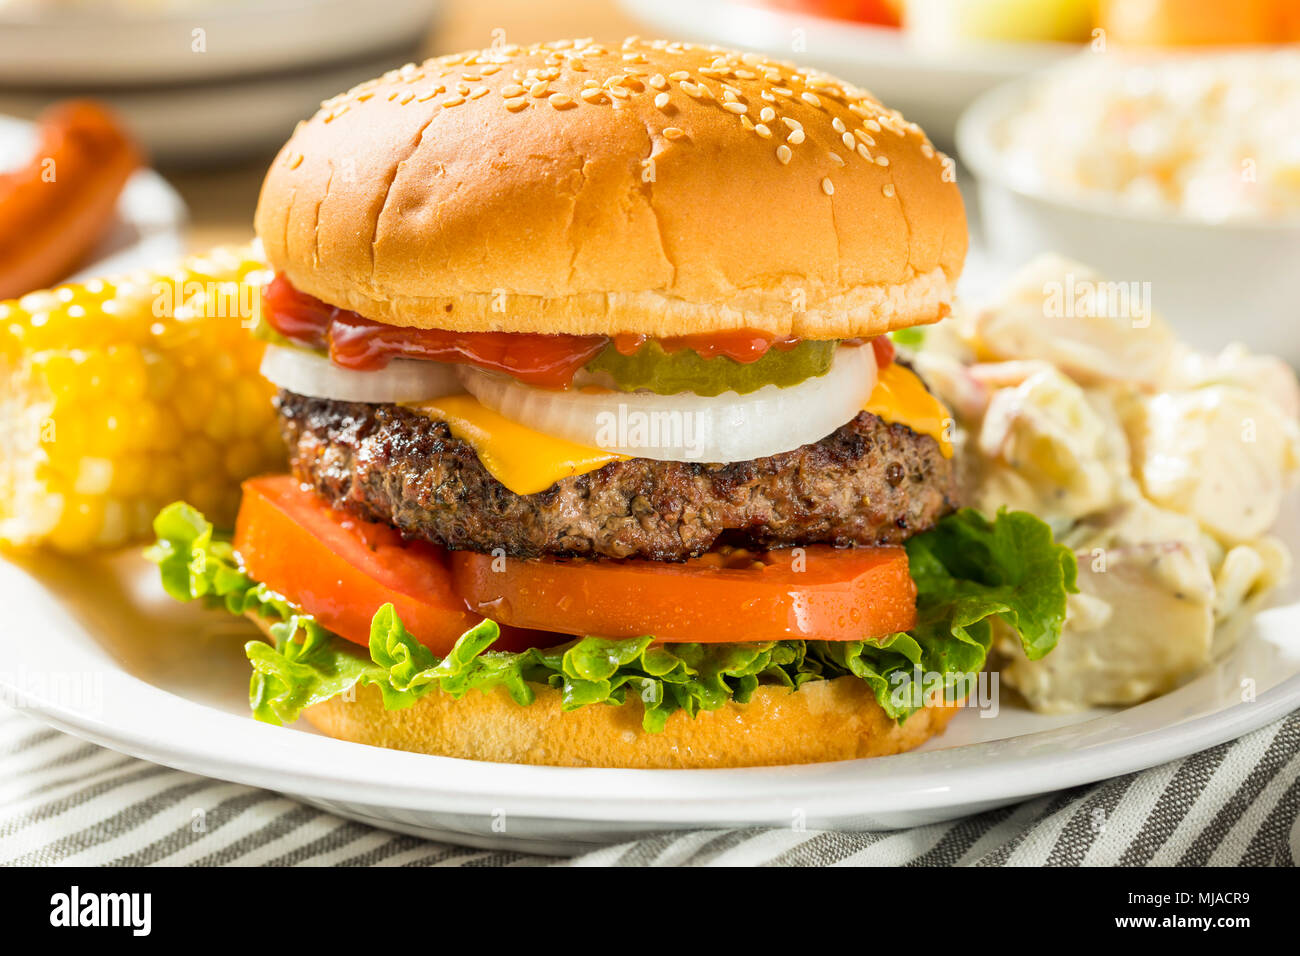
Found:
0,52 -> 428,165
0,0 -> 438,162
0,0 -> 439,86
2,514 -> 1298,855
0,114 -> 186,278
616,0 -> 1081,145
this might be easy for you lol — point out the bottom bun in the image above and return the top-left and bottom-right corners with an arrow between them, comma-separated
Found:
301,678 -> 959,769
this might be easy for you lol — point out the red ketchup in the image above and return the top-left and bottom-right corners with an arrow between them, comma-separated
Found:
263,275 -> 892,387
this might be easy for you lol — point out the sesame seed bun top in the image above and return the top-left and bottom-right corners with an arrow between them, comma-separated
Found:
254,37 -> 967,339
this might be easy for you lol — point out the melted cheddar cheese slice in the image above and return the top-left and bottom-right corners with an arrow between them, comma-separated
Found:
864,362 -> 953,457
409,362 -> 951,495
409,394 -> 627,495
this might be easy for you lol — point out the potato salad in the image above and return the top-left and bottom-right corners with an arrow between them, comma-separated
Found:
910,255 -> 1299,711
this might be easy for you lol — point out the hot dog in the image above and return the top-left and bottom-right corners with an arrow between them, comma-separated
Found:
0,100 -> 142,300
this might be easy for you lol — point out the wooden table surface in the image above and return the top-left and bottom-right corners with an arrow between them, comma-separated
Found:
171,0 -> 641,252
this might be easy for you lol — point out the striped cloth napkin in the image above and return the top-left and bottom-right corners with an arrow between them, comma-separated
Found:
1,705 -> 1296,866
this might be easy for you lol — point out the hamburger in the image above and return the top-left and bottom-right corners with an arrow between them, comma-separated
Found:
150,37 -> 1075,768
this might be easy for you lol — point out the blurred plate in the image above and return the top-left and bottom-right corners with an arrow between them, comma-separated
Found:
0,49 -> 427,165
617,0 -> 1081,145
0,114 -> 186,284
0,0 -> 440,86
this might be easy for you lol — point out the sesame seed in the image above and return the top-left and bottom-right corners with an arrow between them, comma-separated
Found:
288,153 -> 303,170
663,127 -> 686,141
579,88 -> 606,104
842,131 -> 856,150
787,128 -> 805,145
759,107 -> 776,122
800,91 -> 822,108
856,143 -> 872,161
470,86 -> 490,99
502,83 -> 525,97
855,129 -> 876,146
654,92 -> 670,109
754,123 -> 772,138
442,96 -> 465,107
649,73 -> 668,89
740,115 -> 754,130
669,70 -> 690,81
549,93 -> 576,109
776,144 -> 792,164
921,143 -> 934,158
505,97 -> 528,112
608,85 -> 630,99
722,101 -> 747,114
832,117 -> 846,133
883,183 -> 896,198
773,87 -> 793,97
876,155 -> 890,167
529,81 -> 549,97
829,152 -> 845,166
681,81 -> 701,98
821,177 -> 834,195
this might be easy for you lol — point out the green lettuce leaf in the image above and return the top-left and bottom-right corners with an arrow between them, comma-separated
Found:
147,502 -> 1076,731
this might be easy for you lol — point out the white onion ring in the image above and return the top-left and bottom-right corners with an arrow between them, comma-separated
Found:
458,344 -> 878,463
260,345 -> 462,404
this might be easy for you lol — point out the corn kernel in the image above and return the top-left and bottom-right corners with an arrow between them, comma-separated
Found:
0,244 -> 286,552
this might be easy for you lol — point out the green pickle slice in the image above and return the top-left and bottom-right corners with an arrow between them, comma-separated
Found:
584,339 -> 838,396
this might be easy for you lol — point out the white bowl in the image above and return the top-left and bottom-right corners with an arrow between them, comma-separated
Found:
956,72 -> 1300,364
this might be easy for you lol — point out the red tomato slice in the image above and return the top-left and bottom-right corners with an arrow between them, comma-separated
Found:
233,476 -> 548,654
449,546 -> 917,643
234,476 -> 917,650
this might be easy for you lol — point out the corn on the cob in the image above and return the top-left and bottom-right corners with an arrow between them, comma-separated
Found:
0,244 -> 284,553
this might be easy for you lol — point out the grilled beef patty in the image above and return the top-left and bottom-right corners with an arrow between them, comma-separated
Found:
276,390 -> 959,561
